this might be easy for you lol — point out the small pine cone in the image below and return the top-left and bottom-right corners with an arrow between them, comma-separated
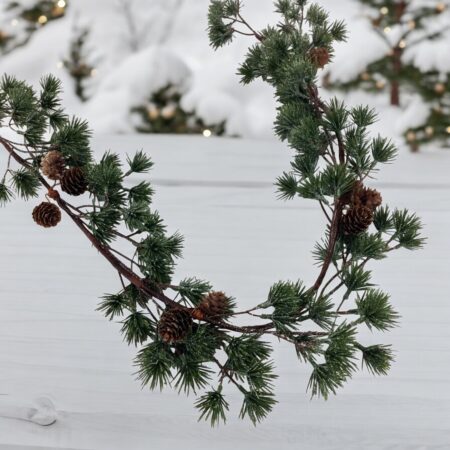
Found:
60,167 -> 88,196
341,181 -> 382,211
195,291 -> 230,320
309,47 -> 330,68
341,181 -> 363,207
40,150 -> 66,180
342,205 -> 374,236
158,308 -> 192,344
361,187 -> 382,210
32,202 -> 61,228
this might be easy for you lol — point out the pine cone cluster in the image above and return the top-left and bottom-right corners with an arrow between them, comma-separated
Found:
40,150 -> 88,197
341,181 -> 382,236
158,308 -> 192,344
32,202 -> 62,228
309,47 -> 330,68
193,291 -> 230,320
61,167 -> 88,196
40,150 -> 66,180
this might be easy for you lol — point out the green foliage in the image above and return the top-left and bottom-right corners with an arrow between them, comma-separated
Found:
128,181 -> 154,205
208,1 -> 238,49
373,205 -> 393,233
308,325 -> 357,398
175,278 -> 213,306
97,293 -> 128,320
11,169 -> 40,200
135,341 -> 174,391
276,171 -> 298,200
323,98 -> 349,132
174,356 -> 213,394
126,151 -> 153,173
225,335 -> 272,371
262,280 -> 310,331
308,294 -> 334,328
343,263 -> 373,292
356,289 -> 399,331
350,105 -> 377,128
358,344 -> 394,376
121,312 -> 155,346
137,231 -> 184,284
371,136 -> 397,163
51,117 -> 92,167
195,387 -> 229,426
0,183 -> 13,205
344,232 -> 387,261
239,390 -> 277,425
392,209 -> 425,250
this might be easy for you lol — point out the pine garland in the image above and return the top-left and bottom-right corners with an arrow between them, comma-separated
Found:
0,0 -> 424,426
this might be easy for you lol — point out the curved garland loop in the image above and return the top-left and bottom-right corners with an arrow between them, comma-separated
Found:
0,0 -> 424,426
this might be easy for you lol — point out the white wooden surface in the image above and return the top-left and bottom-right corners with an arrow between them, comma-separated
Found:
0,135 -> 449,449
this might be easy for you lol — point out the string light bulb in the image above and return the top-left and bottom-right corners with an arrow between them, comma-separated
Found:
398,40 -> 406,49
203,129 -> 212,138
384,26 -> 391,34
147,106 -> 160,121
161,105 -> 176,120
11,19 -> 19,27
380,6 -> 389,15
57,0 -> 67,7
360,72 -> 371,81
446,126 -> 450,134
38,15 -> 48,25
52,6 -> 65,17
408,20 -> 416,30
406,131 -> 416,142
376,80 -> 386,89
436,2 -> 446,13
425,126 -> 434,137
434,83 -> 446,94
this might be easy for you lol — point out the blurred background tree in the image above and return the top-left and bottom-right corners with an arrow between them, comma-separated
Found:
324,0 -> 450,151
0,0 -> 68,55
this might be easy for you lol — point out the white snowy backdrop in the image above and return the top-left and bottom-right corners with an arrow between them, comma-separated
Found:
1,0 -> 449,139
1,1 -> 450,449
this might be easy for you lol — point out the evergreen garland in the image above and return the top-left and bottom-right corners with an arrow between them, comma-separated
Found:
0,0 -> 424,426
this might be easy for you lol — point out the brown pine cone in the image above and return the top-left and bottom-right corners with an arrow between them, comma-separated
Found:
341,181 -> 382,211
60,167 -> 88,196
40,150 -> 66,180
195,291 -> 230,320
360,187 -> 382,210
158,308 -> 192,344
32,202 -> 61,228
309,47 -> 330,68
341,205 -> 374,236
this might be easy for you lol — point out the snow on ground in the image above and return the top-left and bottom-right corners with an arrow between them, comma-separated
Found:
0,134 -> 449,449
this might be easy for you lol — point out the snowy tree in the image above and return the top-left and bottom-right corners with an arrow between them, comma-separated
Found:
0,0 -> 68,55
63,21 -> 97,102
325,0 -> 450,151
